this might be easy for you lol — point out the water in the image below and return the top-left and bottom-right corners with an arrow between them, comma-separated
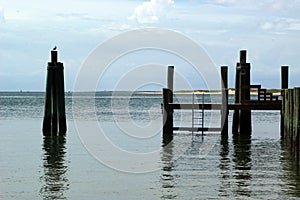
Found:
1,92 -> 300,199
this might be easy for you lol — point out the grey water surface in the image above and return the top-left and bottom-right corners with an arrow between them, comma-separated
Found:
0,92 -> 299,199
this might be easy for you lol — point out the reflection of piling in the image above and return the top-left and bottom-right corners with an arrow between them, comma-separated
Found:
232,50 -> 251,135
40,135 -> 68,199
221,66 -> 228,136
42,49 -> 67,135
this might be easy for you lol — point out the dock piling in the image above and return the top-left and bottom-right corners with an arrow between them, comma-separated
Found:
221,66 -> 228,136
163,88 -> 173,145
42,49 -> 67,136
281,66 -> 289,138
232,50 -> 252,135
162,66 -> 174,145
168,66 -> 174,92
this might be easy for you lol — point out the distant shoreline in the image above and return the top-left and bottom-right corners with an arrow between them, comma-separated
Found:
0,89 -> 282,95
136,89 -> 282,95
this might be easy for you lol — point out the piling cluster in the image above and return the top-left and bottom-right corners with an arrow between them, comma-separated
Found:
42,50 -> 67,136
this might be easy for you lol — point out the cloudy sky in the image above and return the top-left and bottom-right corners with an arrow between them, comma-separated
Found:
0,0 -> 300,91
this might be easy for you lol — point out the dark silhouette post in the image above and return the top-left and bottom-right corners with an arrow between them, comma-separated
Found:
42,48 -> 67,135
281,66 -> 289,139
239,50 -> 251,134
232,50 -> 251,135
162,66 -> 174,145
167,66 -> 174,92
163,88 -> 173,145
221,66 -> 228,136
232,55 -> 241,134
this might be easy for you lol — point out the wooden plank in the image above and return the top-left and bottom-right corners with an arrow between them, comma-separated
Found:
173,127 -> 222,132
170,101 -> 282,110
228,102 -> 282,110
170,103 -> 221,110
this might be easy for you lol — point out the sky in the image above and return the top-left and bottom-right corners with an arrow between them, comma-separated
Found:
0,0 -> 300,91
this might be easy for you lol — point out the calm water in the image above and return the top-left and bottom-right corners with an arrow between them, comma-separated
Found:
1,92 -> 300,199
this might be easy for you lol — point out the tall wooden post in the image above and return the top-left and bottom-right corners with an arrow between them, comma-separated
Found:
239,50 -> 251,135
293,88 -> 300,161
42,49 -> 67,136
163,88 -> 173,145
232,50 -> 251,135
57,62 -> 67,134
168,66 -> 174,92
232,54 -> 241,134
221,66 -> 228,136
42,63 -> 54,135
281,66 -> 289,139
163,66 -> 174,145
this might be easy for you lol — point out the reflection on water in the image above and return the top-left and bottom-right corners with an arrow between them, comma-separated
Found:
218,134 -> 252,198
281,141 -> 300,197
40,136 -> 69,200
232,135 -> 252,197
218,135 -> 230,198
161,142 -> 177,199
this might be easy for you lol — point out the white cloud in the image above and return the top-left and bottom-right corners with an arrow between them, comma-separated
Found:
261,18 -> 300,31
129,0 -> 174,24
0,6 -> 5,23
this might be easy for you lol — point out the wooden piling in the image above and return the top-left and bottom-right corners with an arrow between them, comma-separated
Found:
167,66 -> 174,92
281,66 -> 289,138
163,88 -> 173,145
221,66 -> 228,136
57,62 -> 67,134
282,87 -> 300,163
232,60 -> 240,134
51,66 -> 58,134
42,49 -> 67,136
42,64 -> 54,135
239,50 -> 251,135
232,50 -> 252,135
293,88 -> 300,161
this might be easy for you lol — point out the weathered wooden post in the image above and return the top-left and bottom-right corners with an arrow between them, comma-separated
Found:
56,61 -> 67,134
232,50 -> 251,135
283,90 -> 290,141
239,50 -> 251,134
221,66 -> 228,136
163,88 -> 173,145
42,48 -> 67,136
168,66 -> 174,92
232,57 -> 241,134
288,89 -> 294,146
162,66 -> 174,145
293,88 -> 300,161
281,66 -> 289,138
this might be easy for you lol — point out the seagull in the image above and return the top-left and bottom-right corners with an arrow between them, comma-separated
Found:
53,46 -> 57,51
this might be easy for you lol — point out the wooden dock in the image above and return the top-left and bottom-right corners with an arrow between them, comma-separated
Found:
162,50 -> 290,145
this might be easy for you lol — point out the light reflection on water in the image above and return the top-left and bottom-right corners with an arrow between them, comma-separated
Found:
40,136 -> 69,200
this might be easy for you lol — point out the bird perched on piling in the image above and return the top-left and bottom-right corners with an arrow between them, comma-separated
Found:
53,46 -> 57,51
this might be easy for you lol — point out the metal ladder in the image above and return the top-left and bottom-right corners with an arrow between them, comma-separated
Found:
192,92 -> 204,136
